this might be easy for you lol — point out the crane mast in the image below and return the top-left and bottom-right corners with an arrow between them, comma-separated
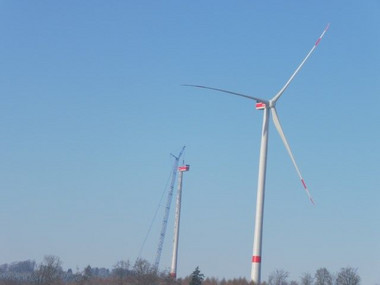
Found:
154,146 -> 185,270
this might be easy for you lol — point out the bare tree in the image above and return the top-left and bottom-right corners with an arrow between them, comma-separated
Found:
132,258 -> 158,285
218,277 -> 252,285
335,267 -> 360,285
159,270 -> 181,285
268,269 -> 289,285
300,273 -> 313,285
112,260 -> 130,285
315,268 -> 333,285
32,255 -> 63,285
9,261 -> 36,274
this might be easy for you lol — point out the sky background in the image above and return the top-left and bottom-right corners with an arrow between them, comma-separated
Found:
1,1 -> 379,284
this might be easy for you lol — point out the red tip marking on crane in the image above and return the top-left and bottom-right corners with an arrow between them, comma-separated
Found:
252,256 -> 261,263
301,179 -> 307,189
315,38 -> 321,46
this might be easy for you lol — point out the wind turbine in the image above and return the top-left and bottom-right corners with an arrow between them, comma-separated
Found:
184,24 -> 329,284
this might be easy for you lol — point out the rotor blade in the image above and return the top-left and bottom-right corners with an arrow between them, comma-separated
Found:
271,23 -> 330,103
183,84 -> 268,103
271,107 -> 315,205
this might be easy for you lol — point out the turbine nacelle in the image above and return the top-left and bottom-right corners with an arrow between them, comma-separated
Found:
255,100 -> 276,110
255,101 -> 266,110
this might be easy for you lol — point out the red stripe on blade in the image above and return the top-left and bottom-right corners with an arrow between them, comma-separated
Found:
301,179 -> 307,189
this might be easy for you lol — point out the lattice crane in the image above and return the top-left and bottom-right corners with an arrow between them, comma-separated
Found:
153,146 -> 185,270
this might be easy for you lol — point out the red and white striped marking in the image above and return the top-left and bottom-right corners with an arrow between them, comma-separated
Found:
301,178 -> 315,205
315,23 -> 330,46
301,178 -> 307,189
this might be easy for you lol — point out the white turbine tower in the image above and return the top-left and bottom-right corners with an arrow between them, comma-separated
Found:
184,24 -> 329,284
170,164 -> 190,278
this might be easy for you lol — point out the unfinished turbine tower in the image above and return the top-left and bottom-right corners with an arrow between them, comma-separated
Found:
185,24 -> 329,284
170,164 -> 190,278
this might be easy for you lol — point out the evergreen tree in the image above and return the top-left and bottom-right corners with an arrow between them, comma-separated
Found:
189,266 -> 205,285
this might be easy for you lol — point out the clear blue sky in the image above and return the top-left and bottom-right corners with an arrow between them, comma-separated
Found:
1,1 -> 379,284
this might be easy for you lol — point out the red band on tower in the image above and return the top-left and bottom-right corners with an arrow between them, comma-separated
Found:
252,256 -> 261,263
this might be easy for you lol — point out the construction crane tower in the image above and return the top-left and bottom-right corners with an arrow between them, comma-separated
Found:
154,146 -> 185,270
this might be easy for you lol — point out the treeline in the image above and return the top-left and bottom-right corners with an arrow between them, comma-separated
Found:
0,255 -> 361,285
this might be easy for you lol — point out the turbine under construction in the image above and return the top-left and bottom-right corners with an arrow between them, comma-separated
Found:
170,164 -> 190,278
